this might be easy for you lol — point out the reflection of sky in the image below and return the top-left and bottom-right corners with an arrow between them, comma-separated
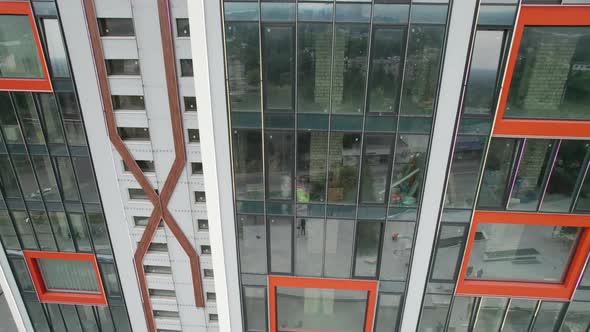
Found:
470,30 -> 503,72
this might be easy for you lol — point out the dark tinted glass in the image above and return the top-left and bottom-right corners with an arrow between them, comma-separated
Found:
176,18 -> 190,37
124,160 -> 155,173
226,22 -> 261,112
112,95 -> 145,110
184,96 -> 197,111
375,293 -> 402,332
191,162 -> 203,175
262,25 -> 294,111
506,27 -> 590,120
117,127 -> 150,141
477,138 -> 516,209
180,59 -> 193,77
354,221 -> 382,278
97,18 -> 135,37
105,59 -> 140,75
188,129 -> 200,143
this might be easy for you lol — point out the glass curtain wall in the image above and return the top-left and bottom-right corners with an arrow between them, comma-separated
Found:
223,1 -> 450,331
0,2 -> 132,331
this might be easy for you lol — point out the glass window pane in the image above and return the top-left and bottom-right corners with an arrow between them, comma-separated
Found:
233,130 -> 264,200
418,294 -> 451,332
298,22 -> 332,113
541,140 -> 589,213
508,139 -> 554,211
42,19 -> 70,78
12,211 -> 37,249
244,287 -> 267,332
0,92 -> 23,145
97,18 -> 134,37
296,131 -> 327,203
37,93 -> 66,144
57,92 -> 86,146
180,59 -> 193,77
176,18 -> 190,37
55,156 -> 80,202
375,293 -> 402,332
78,305 -> 100,331
117,127 -> 150,141
331,24 -> 369,114
0,15 -> 44,78
560,301 -> 590,332
46,305 -> 67,332
467,223 -> 580,283
61,305 -> 83,332
474,298 -> 508,332
464,30 -> 504,115
367,27 -> 405,113
12,154 -> 41,202
24,299 -> 50,332
269,216 -> 292,274
238,215 -> 267,274
505,27 -> 590,120
69,213 -> 92,252
38,258 -> 100,292
380,222 -> 415,281
295,218 -> 323,276
31,155 -> 60,202
48,211 -> 75,252
226,22 -> 260,112
445,136 -> 488,208
354,221 -> 382,278
0,156 -> 20,199
327,132 -> 361,204
431,225 -> 466,281
266,131 -> 294,200
448,296 -> 475,332
97,306 -> 116,332
0,210 -> 19,249
262,25 -> 294,111
110,304 -> 132,332
100,263 -> 122,297
87,213 -> 111,254
184,96 -> 197,112
324,219 -> 354,278
390,134 -> 429,208
30,211 -> 56,251
576,171 -> 590,213
276,287 -> 368,332
73,156 -> 100,204
14,92 -> 44,145
477,138 -> 517,209
532,302 -> 566,332
401,25 -> 445,115
112,95 -> 145,110
503,299 -> 536,332
105,59 -> 140,76
360,135 -> 394,204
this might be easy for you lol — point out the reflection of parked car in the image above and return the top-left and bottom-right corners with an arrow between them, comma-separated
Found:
30,187 -> 53,199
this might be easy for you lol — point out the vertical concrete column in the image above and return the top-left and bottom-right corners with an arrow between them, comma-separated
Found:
399,1 -> 478,331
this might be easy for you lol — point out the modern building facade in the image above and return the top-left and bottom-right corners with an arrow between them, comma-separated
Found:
0,0 -> 590,332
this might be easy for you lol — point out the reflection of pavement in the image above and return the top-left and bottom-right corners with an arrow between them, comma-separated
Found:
0,286 -> 17,332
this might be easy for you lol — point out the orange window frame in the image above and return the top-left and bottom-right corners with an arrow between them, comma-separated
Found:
456,211 -> 590,300
0,2 -> 52,92
268,276 -> 378,332
493,5 -> 590,138
23,251 -> 107,306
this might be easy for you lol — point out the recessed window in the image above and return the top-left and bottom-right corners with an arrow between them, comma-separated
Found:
112,95 -> 145,110
133,216 -> 149,227
144,265 -> 172,275
0,14 -> 44,78
195,191 -> 206,203
180,59 -> 193,77
209,314 -> 218,322
153,310 -> 179,318
97,18 -> 135,37
176,18 -> 190,37
23,251 -> 107,305
118,127 -> 150,141
184,96 -> 197,112
124,160 -> 155,173
148,243 -> 168,252
204,269 -> 214,278
129,188 -> 149,201
149,289 -> 176,297
105,59 -> 140,76
206,292 -> 216,301
198,219 -> 209,231
191,162 -> 203,175
201,245 -> 211,255
188,129 -> 200,143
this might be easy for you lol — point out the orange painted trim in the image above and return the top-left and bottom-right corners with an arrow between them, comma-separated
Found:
0,2 -> 52,92
456,211 -> 590,300
23,251 -> 107,306
493,5 -> 590,139
268,276 -> 378,332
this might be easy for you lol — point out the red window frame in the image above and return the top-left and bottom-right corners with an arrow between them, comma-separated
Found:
456,211 -> 590,300
0,2 -> 52,92
493,5 -> 590,138
23,251 -> 107,306
268,276 -> 378,332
